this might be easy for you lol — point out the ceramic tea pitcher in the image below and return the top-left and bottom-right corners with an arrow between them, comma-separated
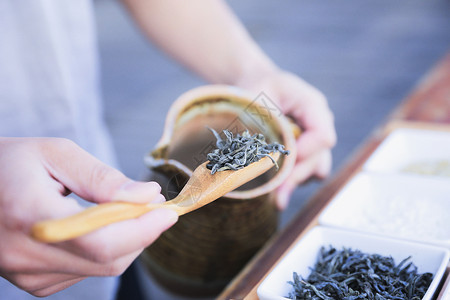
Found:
139,85 -> 297,297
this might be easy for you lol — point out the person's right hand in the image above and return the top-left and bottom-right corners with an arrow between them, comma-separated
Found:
0,137 -> 178,297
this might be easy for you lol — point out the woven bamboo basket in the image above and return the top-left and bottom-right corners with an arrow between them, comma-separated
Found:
139,85 -> 297,297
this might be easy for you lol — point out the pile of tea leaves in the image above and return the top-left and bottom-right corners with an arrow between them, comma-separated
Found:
288,246 -> 433,300
206,128 -> 289,174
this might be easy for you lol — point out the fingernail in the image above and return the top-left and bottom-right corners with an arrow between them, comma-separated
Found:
122,181 -> 161,193
152,194 -> 166,204
113,181 -> 162,203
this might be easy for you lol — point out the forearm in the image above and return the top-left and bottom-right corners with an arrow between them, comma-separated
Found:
121,0 -> 336,210
121,0 -> 278,85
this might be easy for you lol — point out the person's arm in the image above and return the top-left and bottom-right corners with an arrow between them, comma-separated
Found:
0,138 -> 177,296
121,0 -> 276,85
122,0 -> 337,209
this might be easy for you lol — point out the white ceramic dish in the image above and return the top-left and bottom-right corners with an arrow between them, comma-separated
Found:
364,128 -> 450,175
257,226 -> 449,300
318,172 -> 450,248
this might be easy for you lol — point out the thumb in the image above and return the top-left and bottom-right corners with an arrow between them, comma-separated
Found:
41,138 -> 163,204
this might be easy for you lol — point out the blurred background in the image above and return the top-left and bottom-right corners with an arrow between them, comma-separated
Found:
93,0 -> 450,298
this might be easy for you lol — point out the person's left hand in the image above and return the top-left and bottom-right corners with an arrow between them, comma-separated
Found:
236,69 -> 337,210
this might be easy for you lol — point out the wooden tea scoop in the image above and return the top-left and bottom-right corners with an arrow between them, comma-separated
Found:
31,152 -> 280,243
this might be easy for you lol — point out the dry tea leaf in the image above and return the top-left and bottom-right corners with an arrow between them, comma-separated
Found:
206,128 -> 289,174
288,246 -> 433,300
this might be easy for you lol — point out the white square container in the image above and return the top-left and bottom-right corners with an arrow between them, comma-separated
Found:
257,226 -> 449,300
363,128 -> 450,175
318,172 -> 450,248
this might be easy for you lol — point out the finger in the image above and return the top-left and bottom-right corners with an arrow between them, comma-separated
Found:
39,138 -> 162,204
5,230 -> 143,277
1,229 -> 91,275
277,161 -> 313,210
295,111 -> 336,160
295,130 -> 331,161
277,155 -> 319,210
314,150 -> 333,179
285,89 -> 336,160
277,183 -> 295,211
31,277 -> 86,298
12,197 -> 173,277
60,208 -> 178,263
6,191 -> 83,233
6,272 -> 82,295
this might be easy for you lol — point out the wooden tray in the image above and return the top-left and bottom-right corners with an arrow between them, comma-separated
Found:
218,52 -> 450,300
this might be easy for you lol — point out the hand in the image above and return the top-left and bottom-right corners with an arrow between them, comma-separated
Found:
237,70 -> 337,209
0,138 -> 178,297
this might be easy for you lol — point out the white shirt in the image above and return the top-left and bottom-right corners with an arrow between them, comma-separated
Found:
0,0 -> 118,299
0,0 -> 116,164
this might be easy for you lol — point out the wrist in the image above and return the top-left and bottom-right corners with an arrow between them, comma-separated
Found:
228,49 -> 280,88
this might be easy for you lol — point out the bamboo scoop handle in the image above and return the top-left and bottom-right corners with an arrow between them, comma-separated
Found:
30,201 -> 183,243
31,153 -> 280,243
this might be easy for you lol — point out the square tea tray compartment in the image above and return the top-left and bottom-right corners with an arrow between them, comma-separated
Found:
318,172 -> 450,248
363,127 -> 450,175
257,226 -> 449,300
